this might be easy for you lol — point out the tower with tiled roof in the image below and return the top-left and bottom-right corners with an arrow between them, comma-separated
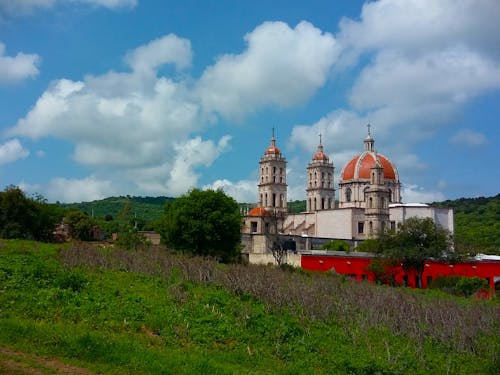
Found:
258,129 -> 287,213
306,134 -> 335,212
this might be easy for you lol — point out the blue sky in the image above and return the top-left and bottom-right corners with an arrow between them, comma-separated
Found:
0,0 -> 499,203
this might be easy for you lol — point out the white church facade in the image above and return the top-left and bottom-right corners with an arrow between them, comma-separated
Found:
242,126 -> 454,258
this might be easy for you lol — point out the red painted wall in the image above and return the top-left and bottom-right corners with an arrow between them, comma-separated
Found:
301,254 -> 500,291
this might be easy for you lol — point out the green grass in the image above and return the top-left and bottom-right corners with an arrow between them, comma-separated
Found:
0,240 -> 498,374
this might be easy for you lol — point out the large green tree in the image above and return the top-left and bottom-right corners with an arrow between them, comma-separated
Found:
159,189 -> 242,262
377,217 -> 453,287
0,186 -> 63,241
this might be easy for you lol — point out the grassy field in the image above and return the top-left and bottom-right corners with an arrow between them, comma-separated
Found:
0,240 -> 498,374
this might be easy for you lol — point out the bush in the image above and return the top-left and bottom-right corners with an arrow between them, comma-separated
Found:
321,239 -> 350,252
430,275 -> 488,297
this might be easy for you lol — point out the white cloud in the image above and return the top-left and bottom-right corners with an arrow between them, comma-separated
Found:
125,34 -> 192,73
7,34 -> 214,197
0,42 -> 40,84
166,136 -> 231,196
0,0 -> 136,17
19,175 -> 115,203
349,47 -> 500,114
203,179 -> 257,203
402,184 -> 445,204
197,21 -> 338,120
450,129 -> 488,147
0,138 -> 29,164
338,0 -> 500,60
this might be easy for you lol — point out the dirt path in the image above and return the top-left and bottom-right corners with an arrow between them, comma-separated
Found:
0,346 -> 96,375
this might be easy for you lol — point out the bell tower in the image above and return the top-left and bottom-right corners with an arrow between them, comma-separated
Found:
258,129 -> 287,213
306,134 -> 335,212
364,157 -> 391,238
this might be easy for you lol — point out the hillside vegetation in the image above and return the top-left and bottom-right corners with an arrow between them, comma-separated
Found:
57,196 -> 173,222
0,240 -> 498,374
431,194 -> 500,254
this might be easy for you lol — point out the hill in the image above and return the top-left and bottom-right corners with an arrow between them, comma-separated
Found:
0,240 -> 498,374
56,196 -> 173,222
431,194 -> 500,254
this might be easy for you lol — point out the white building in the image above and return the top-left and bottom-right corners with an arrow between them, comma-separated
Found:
242,126 -> 454,255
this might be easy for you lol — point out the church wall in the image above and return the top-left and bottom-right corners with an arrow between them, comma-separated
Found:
389,205 -> 454,233
314,210 -> 353,239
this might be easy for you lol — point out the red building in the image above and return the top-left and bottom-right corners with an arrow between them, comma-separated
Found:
301,252 -> 500,292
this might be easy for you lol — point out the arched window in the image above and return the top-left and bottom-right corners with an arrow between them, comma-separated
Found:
314,198 -> 317,211
272,193 -> 276,207
369,221 -> 373,234
264,193 -> 268,206
321,198 -> 325,210
346,188 -> 352,202
388,189 -> 392,202
369,197 -> 373,208
381,197 -> 385,208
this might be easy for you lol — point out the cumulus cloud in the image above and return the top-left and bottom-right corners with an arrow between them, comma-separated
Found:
0,42 -> 40,84
19,176 -> 116,203
450,129 -> 488,147
197,21 -> 338,120
125,34 -> 192,73
166,136 -> 231,196
6,34 -> 216,197
203,178 -> 257,203
0,138 -> 29,164
0,0 -> 136,17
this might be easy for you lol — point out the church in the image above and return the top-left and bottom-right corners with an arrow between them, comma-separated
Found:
241,126 -> 454,264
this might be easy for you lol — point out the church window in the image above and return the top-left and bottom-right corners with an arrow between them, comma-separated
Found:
264,193 -> 268,206
369,221 -> 373,234
273,176 -> 276,182
346,188 -> 352,202
273,193 -> 276,207
314,198 -> 317,211
273,166 -> 276,173
251,221 -> 258,233
260,194 -> 263,205
369,197 -> 373,208
358,222 -> 364,234
280,167 -> 283,175
381,197 -> 385,208
321,198 -> 325,210
388,189 -> 392,202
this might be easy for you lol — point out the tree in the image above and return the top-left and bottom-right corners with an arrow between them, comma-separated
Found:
377,217 -> 453,288
64,210 -> 97,241
159,189 -> 241,262
0,186 -> 63,241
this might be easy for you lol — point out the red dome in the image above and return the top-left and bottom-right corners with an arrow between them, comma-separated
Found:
312,151 -> 328,161
265,145 -> 281,155
248,207 -> 268,216
340,152 -> 397,181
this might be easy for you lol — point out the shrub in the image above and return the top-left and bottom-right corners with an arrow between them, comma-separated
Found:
321,239 -> 350,252
430,275 -> 488,297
